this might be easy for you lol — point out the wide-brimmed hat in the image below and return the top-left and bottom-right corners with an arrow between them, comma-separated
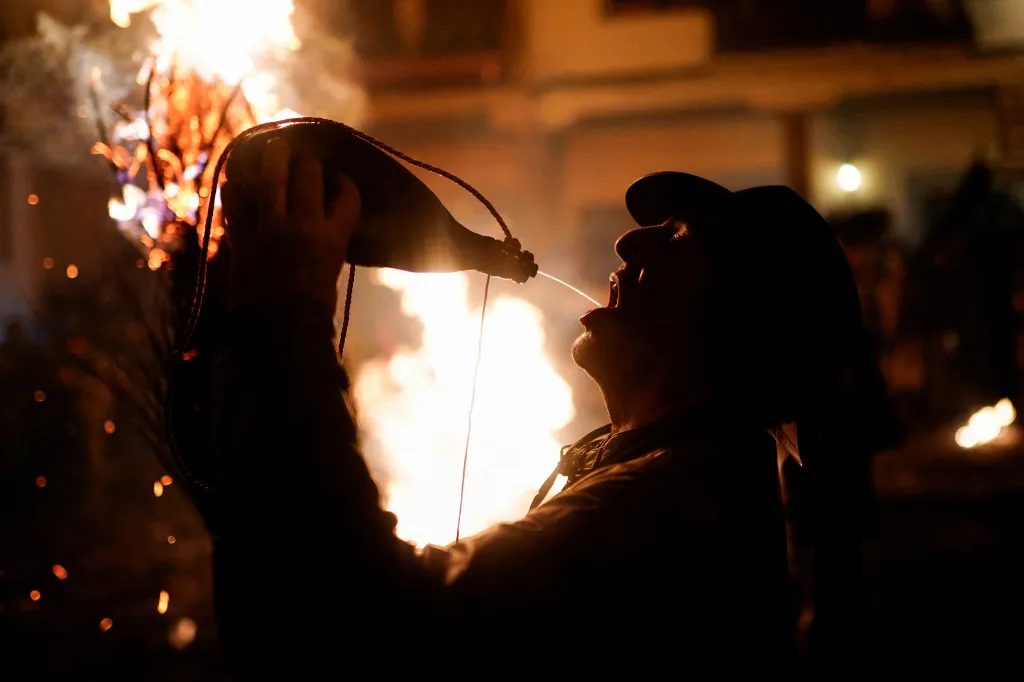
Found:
624,171 -> 870,426
626,171 -> 831,248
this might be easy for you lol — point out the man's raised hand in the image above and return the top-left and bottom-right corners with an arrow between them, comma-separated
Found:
222,136 -> 361,313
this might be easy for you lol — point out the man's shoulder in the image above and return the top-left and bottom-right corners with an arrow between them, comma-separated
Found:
571,436 -> 749,510
595,435 -> 721,478
568,443 -> 702,498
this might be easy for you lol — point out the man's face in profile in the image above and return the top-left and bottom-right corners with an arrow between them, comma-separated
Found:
572,217 -> 727,395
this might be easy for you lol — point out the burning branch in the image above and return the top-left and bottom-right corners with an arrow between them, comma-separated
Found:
98,64 -> 258,266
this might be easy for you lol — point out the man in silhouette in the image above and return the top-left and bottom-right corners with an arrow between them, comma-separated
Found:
205,139 -> 873,672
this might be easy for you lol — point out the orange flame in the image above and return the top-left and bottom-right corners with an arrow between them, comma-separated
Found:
354,271 -> 575,547
103,0 -> 302,264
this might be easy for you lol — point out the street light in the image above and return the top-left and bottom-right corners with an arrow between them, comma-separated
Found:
837,163 -> 862,192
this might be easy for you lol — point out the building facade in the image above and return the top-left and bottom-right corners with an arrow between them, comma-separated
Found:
345,0 -> 1024,290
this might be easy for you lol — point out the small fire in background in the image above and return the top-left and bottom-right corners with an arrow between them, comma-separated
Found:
354,270 -> 576,547
955,398 -> 1017,449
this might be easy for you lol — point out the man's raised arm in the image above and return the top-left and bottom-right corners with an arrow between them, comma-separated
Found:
211,138 -> 422,663
204,139 -> 648,670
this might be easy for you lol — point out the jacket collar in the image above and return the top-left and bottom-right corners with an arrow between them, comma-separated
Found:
564,408 -> 741,480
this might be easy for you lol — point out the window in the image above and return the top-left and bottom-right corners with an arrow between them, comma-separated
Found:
693,0 -> 971,52
320,0 -> 507,86
332,0 -> 507,60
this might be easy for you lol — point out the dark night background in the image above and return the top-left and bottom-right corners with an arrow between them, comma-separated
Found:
4,0 -> 1024,677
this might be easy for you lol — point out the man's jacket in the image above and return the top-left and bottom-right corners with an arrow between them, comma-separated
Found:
198,299 -> 792,671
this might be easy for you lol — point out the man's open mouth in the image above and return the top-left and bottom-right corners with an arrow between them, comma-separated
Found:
580,269 -> 633,327
608,265 -> 642,309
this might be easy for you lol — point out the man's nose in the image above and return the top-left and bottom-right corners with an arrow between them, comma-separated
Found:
614,223 -> 676,262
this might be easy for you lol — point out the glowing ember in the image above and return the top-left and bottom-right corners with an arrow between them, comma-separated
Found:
168,617 -> 197,649
353,271 -> 575,547
158,589 -> 170,614
147,248 -> 168,271
107,186 -> 144,222
154,481 -> 164,497
52,564 -> 68,580
99,618 -> 114,631
955,398 -> 1016,449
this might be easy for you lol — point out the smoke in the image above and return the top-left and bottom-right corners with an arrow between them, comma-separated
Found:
0,4 -> 367,166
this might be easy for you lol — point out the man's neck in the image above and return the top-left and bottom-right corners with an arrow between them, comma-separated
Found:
604,387 -> 707,436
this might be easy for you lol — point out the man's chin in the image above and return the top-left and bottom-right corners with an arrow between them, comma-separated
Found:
573,308 -> 638,380
571,329 -> 594,369
571,326 -> 612,379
